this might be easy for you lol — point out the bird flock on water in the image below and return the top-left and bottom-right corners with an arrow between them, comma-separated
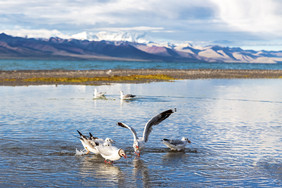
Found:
77,88 -> 191,164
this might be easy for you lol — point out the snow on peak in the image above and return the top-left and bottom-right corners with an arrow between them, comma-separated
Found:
71,31 -> 98,41
94,31 -> 148,43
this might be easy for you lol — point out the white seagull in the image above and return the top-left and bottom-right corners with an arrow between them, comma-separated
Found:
120,91 -> 136,100
117,108 -> 176,156
77,130 -> 114,155
162,137 -> 191,151
96,145 -> 127,164
89,132 -> 114,146
94,88 -> 106,99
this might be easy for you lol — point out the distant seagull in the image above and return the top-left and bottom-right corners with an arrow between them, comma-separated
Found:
106,69 -> 112,75
94,88 -> 106,99
120,91 -> 136,100
117,108 -> 176,156
162,137 -> 191,151
96,145 -> 127,164
77,130 -> 114,155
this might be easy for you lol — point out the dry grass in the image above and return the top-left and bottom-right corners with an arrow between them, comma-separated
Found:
12,74 -> 175,84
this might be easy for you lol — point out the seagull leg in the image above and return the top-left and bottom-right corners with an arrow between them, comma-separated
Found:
85,148 -> 90,155
135,151 -> 140,157
104,160 -> 113,165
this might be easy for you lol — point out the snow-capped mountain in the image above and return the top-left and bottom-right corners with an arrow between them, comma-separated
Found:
0,33 -> 282,63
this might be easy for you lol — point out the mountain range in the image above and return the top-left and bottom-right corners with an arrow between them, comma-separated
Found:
0,33 -> 282,63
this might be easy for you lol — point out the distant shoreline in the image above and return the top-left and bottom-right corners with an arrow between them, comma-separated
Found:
1,69 -> 282,86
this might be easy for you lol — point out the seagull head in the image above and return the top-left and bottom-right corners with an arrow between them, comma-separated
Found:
118,149 -> 127,159
105,138 -> 114,143
182,137 -> 191,143
133,142 -> 141,156
133,141 -> 140,152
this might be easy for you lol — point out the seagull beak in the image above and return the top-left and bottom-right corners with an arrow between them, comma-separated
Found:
123,154 -> 127,159
136,146 -> 139,149
188,140 -> 191,143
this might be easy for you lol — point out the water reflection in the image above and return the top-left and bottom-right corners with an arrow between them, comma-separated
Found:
162,151 -> 187,166
132,158 -> 150,187
78,155 -> 125,186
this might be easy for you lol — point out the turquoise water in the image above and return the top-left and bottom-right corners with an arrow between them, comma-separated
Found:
1,59 -> 282,70
0,79 -> 281,187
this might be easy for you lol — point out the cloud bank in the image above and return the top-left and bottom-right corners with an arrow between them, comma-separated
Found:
0,0 -> 281,50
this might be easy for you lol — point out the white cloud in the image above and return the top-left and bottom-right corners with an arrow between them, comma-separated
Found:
211,0 -> 282,35
1,29 -> 71,39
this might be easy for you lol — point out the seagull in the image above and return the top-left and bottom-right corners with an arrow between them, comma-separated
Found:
96,145 -> 127,164
77,130 -> 114,155
162,137 -> 191,151
106,69 -> 112,75
94,88 -> 106,99
120,91 -> 136,100
89,132 -> 114,146
77,130 -> 99,155
117,108 -> 176,156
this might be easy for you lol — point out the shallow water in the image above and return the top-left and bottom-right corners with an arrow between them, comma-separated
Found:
0,79 -> 282,187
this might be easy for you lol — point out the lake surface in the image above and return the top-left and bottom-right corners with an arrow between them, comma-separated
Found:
1,59 -> 282,70
0,79 -> 282,187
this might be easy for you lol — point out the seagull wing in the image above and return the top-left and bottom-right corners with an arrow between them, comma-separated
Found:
142,108 -> 176,142
163,139 -> 183,146
117,122 -> 138,141
97,145 -> 116,157
125,94 -> 135,98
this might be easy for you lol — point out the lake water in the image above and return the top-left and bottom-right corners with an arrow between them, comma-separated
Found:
1,59 -> 282,70
0,79 -> 281,187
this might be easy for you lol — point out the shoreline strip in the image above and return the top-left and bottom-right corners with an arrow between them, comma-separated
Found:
1,69 -> 281,86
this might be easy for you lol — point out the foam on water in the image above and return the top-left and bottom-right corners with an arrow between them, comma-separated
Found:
75,148 -> 88,156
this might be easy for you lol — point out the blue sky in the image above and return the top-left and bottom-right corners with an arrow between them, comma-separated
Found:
0,0 -> 282,50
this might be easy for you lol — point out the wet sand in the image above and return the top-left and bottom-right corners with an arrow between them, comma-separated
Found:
1,69 -> 282,86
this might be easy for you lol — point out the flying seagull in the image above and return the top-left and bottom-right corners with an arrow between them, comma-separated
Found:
117,108 -> 176,156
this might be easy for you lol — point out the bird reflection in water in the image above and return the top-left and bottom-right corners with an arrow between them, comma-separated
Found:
78,155 -> 125,186
132,158 -> 151,187
162,150 -> 187,166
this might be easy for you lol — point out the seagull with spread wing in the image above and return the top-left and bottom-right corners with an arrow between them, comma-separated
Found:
117,108 -> 176,156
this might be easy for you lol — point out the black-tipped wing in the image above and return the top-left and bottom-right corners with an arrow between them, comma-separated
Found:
89,132 -> 98,140
117,122 -> 138,141
142,108 -> 176,142
77,130 -> 88,140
